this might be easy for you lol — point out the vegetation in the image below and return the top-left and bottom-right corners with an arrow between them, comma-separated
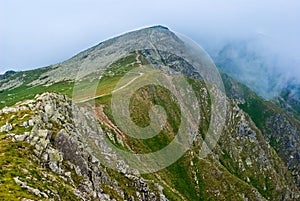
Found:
0,67 -> 74,109
0,113 -> 80,200
0,51 -> 298,200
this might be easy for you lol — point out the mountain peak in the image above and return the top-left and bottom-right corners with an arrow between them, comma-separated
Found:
0,70 -> 16,79
148,25 -> 169,30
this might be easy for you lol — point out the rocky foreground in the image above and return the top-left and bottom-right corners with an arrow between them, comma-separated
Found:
1,92 -> 167,201
0,92 -> 299,200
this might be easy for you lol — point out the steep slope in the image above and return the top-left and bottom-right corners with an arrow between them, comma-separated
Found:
210,39 -> 298,101
211,40 -> 300,119
1,76 -> 299,200
0,26 -> 300,200
222,73 -> 300,189
275,84 -> 300,118
0,72 -> 298,201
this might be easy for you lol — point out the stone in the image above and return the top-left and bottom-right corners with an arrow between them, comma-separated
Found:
44,104 -> 54,116
2,106 -> 17,114
37,129 -> 49,139
0,122 -> 12,132
23,121 -> 29,127
28,120 -> 34,126
245,157 -> 252,167
21,198 -> 35,201
14,133 -> 29,141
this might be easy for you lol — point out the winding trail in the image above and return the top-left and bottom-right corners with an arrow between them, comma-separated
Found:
76,52 -> 143,103
81,52 -> 187,200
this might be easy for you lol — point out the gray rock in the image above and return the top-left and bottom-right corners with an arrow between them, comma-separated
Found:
0,122 -> 12,132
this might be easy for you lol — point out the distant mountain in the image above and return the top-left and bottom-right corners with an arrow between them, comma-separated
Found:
0,26 -> 299,200
275,83 -> 300,117
211,39 -> 300,118
0,70 -> 16,80
212,40 -> 280,99
210,38 -> 299,100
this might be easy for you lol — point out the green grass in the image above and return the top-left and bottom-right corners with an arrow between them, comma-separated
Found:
0,78 -> 74,109
104,167 -> 141,200
1,51 -> 294,200
0,136 -> 79,200
72,53 -> 139,102
222,73 -> 298,150
0,138 -> 41,201
0,110 -> 80,200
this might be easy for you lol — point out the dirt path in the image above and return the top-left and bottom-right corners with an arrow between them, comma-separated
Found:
76,52 -> 143,103
95,105 -> 126,139
94,104 -> 187,201
84,52 -> 188,200
112,72 -> 143,93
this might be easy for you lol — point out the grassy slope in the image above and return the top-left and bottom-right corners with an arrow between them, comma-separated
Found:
0,53 -> 295,200
87,53 -> 272,200
222,73 -> 300,151
0,111 -> 80,200
0,67 -> 74,109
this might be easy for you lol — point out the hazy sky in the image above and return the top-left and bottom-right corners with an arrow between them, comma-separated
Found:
1,0 -> 300,74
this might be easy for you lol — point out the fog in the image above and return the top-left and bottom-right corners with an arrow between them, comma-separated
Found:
201,34 -> 300,98
1,0 -> 300,97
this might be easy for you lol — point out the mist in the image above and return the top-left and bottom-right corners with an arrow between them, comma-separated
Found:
1,0 -> 300,98
198,34 -> 300,99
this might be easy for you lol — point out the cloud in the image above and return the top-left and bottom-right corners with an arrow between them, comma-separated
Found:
1,0 -> 300,94
203,33 -> 300,99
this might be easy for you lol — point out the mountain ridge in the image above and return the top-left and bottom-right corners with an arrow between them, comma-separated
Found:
0,26 -> 300,200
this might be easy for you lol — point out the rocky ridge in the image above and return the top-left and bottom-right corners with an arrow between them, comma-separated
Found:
0,92 -> 167,201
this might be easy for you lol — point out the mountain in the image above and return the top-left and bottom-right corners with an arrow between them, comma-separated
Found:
0,70 -> 16,80
211,39 -> 283,100
0,26 -> 299,200
211,38 -> 300,123
275,84 -> 300,118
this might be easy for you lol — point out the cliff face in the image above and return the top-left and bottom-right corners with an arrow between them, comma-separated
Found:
0,26 -> 300,200
222,74 -> 300,190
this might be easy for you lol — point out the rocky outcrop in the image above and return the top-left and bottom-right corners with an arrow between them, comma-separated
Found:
0,122 -> 12,132
214,101 -> 300,200
1,92 -> 166,201
266,114 -> 300,188
221,72 -> 300,191
0,70 -> 16,80
0,76 -> 23,92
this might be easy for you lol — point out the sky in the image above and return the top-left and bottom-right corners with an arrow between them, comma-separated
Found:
1,0 -> 300,75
